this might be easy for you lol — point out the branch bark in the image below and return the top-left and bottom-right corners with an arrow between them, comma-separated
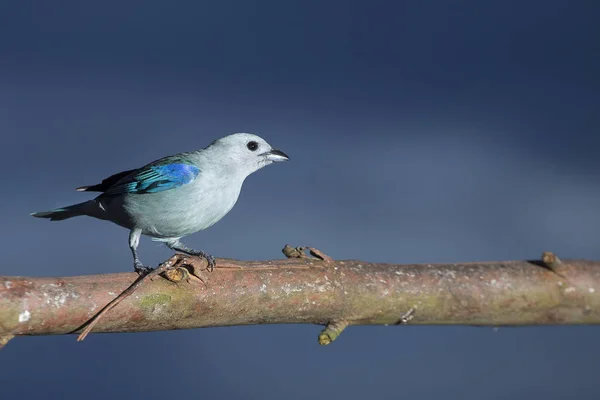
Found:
1,248 -> 599,348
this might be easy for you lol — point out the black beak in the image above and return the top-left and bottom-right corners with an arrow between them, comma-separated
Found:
265,149 -> 290,162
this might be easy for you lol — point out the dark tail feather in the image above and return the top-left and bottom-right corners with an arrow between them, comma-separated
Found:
76,183 -> 105,192
31,202 -> 89,221
76,169 -> 136,193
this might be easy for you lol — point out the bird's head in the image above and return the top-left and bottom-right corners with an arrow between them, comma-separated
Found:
205,133 -> 289,177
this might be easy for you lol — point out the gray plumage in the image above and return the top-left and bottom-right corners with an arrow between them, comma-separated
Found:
32,133 -> 289,273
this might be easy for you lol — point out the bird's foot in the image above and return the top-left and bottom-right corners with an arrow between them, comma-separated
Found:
184,250 -> 216,272
134,260 -> 154,275
199,251 -> 216,272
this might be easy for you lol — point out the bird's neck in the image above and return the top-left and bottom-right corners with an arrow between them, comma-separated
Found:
192,149 -> 255,183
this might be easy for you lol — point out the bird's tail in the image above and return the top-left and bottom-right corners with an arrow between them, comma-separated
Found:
30,201 -> 90,221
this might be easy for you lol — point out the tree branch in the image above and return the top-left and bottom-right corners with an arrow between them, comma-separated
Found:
1,248 -> 599,348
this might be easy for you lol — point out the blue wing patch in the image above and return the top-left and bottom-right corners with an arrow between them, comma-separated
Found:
103,163 -> 200,195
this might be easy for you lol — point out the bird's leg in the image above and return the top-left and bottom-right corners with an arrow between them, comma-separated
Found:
129,229 -> 152,275
166,240 -> 216,272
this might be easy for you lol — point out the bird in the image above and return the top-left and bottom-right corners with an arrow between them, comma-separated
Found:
31,133 -> 289,274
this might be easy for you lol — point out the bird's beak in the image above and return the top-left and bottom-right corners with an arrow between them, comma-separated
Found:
264,149 -> 290,162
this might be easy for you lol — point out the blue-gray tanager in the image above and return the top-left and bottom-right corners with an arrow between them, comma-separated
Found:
32,133 -> 289,273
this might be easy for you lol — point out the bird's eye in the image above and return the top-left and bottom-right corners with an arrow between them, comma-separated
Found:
247,141 -> 259,151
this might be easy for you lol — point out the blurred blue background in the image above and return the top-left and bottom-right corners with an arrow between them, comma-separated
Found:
1,1 -> 599,399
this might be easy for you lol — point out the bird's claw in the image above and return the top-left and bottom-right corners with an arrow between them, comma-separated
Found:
134,261 -> 153,275
189,250 -> 216,272
204,253 -> 216,272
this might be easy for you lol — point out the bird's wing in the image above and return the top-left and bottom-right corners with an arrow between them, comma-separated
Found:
84,156 -> 201,196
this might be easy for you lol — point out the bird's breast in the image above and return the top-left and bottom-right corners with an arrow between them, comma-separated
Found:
123,175 -> 244,238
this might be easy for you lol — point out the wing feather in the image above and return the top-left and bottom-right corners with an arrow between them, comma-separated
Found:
102,162 -> 200,195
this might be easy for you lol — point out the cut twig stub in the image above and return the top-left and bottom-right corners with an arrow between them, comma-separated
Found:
282,245 -> 307,259
541,251 -> 568,277
396,307 -> 416,325
307,247 -> 334,262
0,335 -> 14,350
163,266 -> 190,283
318,320 -> 349,346
282,245 -> 333,262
